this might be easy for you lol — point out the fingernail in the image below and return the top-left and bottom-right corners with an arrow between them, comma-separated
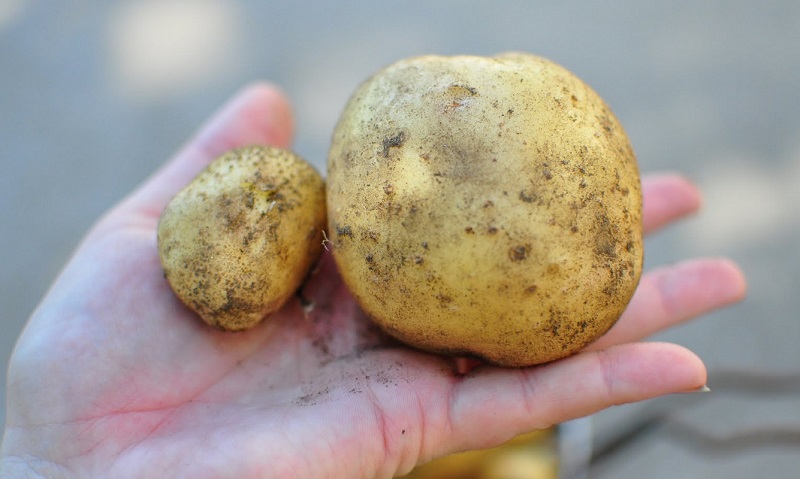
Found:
681,384 -> 711,393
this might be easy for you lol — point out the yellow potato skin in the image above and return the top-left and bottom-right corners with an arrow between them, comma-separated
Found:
158,145 -> 326,331
327,54 -> 642,366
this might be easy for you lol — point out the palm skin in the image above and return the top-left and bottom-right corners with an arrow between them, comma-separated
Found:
1,84 -> 746,479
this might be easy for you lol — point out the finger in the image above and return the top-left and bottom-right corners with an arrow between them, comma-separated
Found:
122,83 -> 294,218
642,173 -> 702,235
439,342 -> 706,454
586,258 -> 746,351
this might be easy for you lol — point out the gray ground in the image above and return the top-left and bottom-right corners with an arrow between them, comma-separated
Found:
2,1 -> 799,476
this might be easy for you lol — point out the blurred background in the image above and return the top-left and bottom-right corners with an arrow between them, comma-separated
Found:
2,0 -> 799,476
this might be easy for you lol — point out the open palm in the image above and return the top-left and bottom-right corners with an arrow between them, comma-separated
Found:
1,85 -> 745,479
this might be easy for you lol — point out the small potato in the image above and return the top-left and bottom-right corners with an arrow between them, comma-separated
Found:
327,54 -> 642,366
157,145 -> 326,331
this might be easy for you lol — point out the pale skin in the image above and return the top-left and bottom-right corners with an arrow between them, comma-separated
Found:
0,84 -> 746,479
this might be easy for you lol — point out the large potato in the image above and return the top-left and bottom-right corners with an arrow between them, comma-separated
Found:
158,145 -> 326,331
327,53 -> 642,366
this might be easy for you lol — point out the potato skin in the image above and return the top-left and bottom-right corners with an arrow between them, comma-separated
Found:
327,54 -> 642,366
157,146 -> 326,331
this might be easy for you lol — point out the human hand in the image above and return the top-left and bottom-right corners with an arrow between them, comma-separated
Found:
0,84 -> 746,479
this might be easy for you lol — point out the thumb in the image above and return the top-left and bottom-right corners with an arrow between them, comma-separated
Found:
120,83 -> 294,220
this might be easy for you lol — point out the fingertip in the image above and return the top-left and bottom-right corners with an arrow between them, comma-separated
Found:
588,342 -> 708,405
630,342 -> 708,394
670,257 -> 748,311
642,173 -> 703,234
672,173 -> 703,211
121,82 -> 296,218
715,257 -> 748,302
649,172 -> 702,199
195,81 -> 295,155
233,81 -> 294,147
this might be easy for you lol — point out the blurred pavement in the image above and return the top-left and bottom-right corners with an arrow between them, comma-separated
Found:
2,1 -> 799,476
